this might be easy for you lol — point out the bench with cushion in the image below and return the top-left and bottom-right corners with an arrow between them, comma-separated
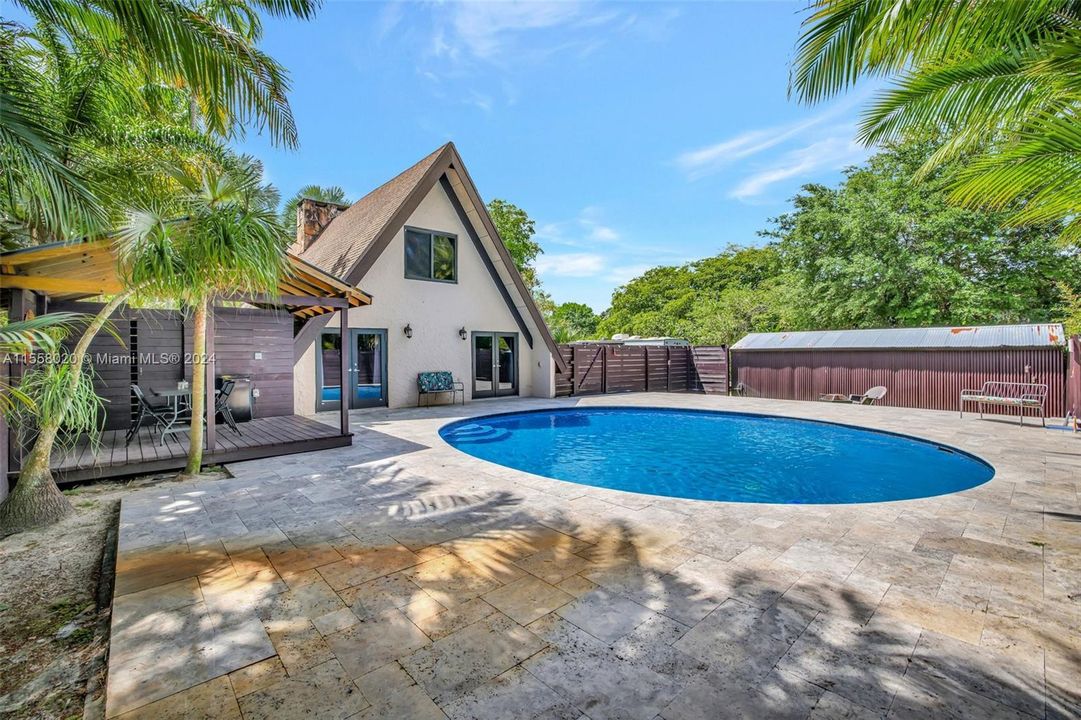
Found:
417,371 -> 464,407
960,381 -> 1048,426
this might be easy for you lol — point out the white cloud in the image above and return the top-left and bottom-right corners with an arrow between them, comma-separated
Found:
729,135 -> 865,201
536,252 -> 606,277
590,225 -> 619,242
376,1 -> 406,40
675,94 -> 866,180
423,1 -> 678,70
436,2 -> 592,61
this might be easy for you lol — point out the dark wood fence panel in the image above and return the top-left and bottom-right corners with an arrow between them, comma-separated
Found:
645,347 -> 670,391
574,345 -> 606,395
52,301 -> 132,431
196,306 -> 295,419
555,346 -> 574,396
691,346 -> 729,394
732,348 -> 1068,416
50,302 -> 295,429
606,346 -> 646,393
135,310 -> 184,426
556,343 -> 706,397
669,347 -> 691,390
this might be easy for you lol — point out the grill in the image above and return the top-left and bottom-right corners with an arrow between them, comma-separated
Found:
218,375 -> 254,423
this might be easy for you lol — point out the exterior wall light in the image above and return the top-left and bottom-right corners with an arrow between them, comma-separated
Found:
459,327 -> 467,340
404,323 -> 413,339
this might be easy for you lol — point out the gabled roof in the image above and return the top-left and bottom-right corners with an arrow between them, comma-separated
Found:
731,324 -> 1066,351
300,144 -> 447,278
297,142 -> 567,373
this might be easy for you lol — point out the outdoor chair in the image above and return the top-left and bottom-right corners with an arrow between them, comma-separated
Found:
960,381 -> 1047,426
127,384 -> 171,445
817,386 -> 887,405
850,386 -> 887,405
417,371 -> 465,407
214,379 -> 242,436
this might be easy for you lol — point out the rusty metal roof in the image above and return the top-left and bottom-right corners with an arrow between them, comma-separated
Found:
731,324 -> 1067,351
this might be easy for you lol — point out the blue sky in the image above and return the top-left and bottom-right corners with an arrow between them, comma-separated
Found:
140,2 -> 881,310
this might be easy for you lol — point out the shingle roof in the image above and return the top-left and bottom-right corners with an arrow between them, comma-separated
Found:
299,144 -> 450,278
731,324 -> 1067,351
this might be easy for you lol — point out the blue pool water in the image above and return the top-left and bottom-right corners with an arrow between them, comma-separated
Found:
439,407 -> 994,504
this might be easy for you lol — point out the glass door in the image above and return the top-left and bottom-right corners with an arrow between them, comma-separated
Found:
349,329 -> 387,408
316,328 -> 388,411
473,334 -> 494,398
316,331 -> 343,412
472,332 -> 518,399
496,334 -> 517,397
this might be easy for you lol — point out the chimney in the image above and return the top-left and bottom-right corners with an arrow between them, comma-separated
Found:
291,198 -> 347,254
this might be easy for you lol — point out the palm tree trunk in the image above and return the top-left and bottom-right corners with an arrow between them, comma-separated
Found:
0,290 -> 133,535
183,296 -> 208,476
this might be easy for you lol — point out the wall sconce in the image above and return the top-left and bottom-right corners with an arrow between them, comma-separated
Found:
459,327 -> 467,340
403,323 -> 413,339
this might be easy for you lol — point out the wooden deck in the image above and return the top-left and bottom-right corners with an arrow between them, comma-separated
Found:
30,415 -> 351,483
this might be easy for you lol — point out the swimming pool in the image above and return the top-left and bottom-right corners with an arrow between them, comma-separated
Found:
439,407 -> 994,504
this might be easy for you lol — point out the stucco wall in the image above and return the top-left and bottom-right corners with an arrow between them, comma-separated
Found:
294,182 -> 554,412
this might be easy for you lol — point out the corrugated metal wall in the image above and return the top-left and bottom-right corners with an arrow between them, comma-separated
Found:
1068,336 -> 1081,417
732,348 -> 1067,417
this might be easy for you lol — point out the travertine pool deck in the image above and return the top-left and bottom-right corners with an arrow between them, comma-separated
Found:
105,394 -> 1080,719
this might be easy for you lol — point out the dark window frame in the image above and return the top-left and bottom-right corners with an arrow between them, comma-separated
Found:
404,226 -> 458,283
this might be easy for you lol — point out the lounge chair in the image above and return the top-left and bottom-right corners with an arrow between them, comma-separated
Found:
819,387 -> 887,405
850,386 -> 887,405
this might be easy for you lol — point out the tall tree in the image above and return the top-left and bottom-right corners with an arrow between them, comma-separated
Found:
764,140 -> 1081,329
792,0 -> 1081,243
548,302 -> 599,342
487,199 -> 543,295
119,157 -> 288,475
0,293 -> 135,532
1,0 -> 318,246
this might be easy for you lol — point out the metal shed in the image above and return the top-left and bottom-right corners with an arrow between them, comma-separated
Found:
730,324 -> 1069,417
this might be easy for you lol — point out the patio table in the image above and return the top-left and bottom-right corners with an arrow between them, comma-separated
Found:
152,387 -> 191,445
818,393 -> 854,403
153,386 -> 220,446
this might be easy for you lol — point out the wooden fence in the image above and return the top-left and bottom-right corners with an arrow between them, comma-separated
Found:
554,344 -> 728,397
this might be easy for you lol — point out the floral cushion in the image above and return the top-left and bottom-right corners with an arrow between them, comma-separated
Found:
418,371 -> 454,393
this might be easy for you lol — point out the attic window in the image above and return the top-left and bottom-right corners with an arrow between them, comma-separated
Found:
405,227 -> 457,283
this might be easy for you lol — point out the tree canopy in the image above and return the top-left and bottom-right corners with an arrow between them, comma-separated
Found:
792,0 -> 1081,244
597,140 -> 1081,345
487,198 -> 543,295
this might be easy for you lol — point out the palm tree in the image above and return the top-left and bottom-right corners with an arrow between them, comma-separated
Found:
2,0 -> 319,247
0,24 -> 106,246
281,184 -> 349,236
791,0 -> 1081,242
0,313 -> 81,412
0,296 -> 134,533
119,157 -> 288,476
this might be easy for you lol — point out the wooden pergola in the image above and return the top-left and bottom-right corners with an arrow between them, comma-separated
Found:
1,239 -> 372,489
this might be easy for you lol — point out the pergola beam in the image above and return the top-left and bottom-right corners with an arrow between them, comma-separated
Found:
0,275 -> 122,295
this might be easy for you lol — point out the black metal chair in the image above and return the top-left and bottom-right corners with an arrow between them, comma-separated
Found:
127,384 -> 170,445
215,379 -> 242,436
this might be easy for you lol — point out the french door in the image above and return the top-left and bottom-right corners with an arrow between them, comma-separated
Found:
316,328 -> 387,411
472,332 -> 518,398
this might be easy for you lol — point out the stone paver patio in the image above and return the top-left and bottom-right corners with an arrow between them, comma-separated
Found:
104,394 -> 1080,719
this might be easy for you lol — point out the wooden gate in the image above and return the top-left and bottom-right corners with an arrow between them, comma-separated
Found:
555,344 -> 722,397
